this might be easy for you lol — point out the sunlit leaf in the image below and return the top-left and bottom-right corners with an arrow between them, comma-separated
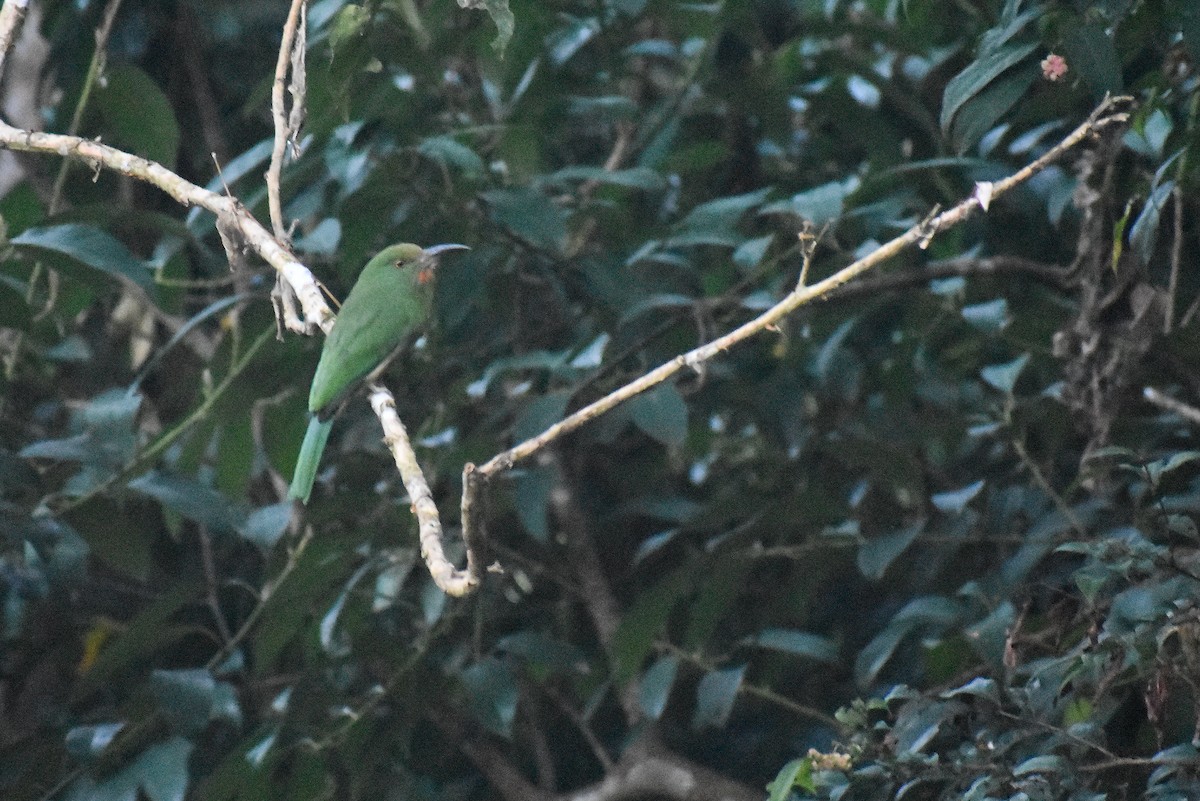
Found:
931,480 -> 985,513
980,353 -> 1029,394
858,521 -> 924,580
742,628 -> 839,663
237,502 -> 292,549
150,669 -> 241,735
960,298 -> 1009,333
760,176 -> 860,226
766,758 -> 815,801
692,664 -> 745,729
638,655 -> 678,719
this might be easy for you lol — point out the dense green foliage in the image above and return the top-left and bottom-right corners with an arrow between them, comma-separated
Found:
1,0 -> 1199,799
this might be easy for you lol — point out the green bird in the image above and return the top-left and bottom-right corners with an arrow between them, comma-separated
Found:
289,242 -> 468,504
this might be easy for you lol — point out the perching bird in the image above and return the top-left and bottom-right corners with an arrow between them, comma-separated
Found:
289,242 -> 468,503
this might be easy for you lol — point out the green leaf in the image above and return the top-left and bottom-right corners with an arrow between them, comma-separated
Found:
977,0 -> 1039,54
961,298 -> 1010,333
136,738 -> 194,801
1183,3 -> 1200,61
417,135 -> 485,178
613,566 -> 693,684
461,657 -> 519,737
891,699 -> 960,754
742,628 -> 839,663
150,669 -> 241,734
1059,23 -> 1122,97
513,465 -> 555,542
632,528 -> 680,564
328,4 -> 371,54
980,353 -> 1029,394
544,165 -> 667,191
482,187 -> 568,253
670,188 -> 771,248
496,630 -> 587,673
237,503 -> 292,549
64,723 -> 124,761
462,0 -> 515,56
963,602 -> 1014,669
941,41 -> 1038,132
1129,181 -> 1175,265
949,65 -> 1037,153
0,277 -> 30,329
547,16 -> 598,65
320,562 -> 372,655
931,480 -> 985,513
1144,450 -> 1200,486
855,596 -> 963,686
76,582 -> 200,689
46,334 -> 93,362
1013,755 -> 1066,776
466,349 -> 570,397
858,521 -> 923,580
941,676 -> 1000,701
767,758 -> 815,800
692,664 -> 745,729
128,471 -> 247,532
759,177 -> 860,226
95,65 -> 180,169
65,737 -> 194,801
638,655 -> 679,720
514,391 -> 572,442
567,95 -> 638,119
12,224 -> 153,293
630,383 -> 688,447
733,235 -> 774,270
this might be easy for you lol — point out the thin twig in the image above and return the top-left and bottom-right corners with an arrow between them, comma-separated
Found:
51,0 -> 124,209
1143,386 -> 1200,425
0,0 -> 29,85
1164,185 -> 1183,334
267,0 -> 306,240
207,523 -> 316,671
544,684 -> 615,771
1012,436 -> 1085,535
199,525 -> 234,645
22,0 -> 122,334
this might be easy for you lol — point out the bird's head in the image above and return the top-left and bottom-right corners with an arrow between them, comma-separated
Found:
382,242 -> 469,287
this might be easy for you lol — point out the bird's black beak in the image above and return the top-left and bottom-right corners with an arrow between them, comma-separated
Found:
423,243 -> 470,259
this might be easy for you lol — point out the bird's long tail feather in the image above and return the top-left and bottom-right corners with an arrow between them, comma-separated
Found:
289,416 -> 334,504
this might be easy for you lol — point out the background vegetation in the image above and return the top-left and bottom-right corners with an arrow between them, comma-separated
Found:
1,0 -> 1199,799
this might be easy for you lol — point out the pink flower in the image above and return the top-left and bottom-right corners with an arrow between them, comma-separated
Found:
1041,53 -> 1068,81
